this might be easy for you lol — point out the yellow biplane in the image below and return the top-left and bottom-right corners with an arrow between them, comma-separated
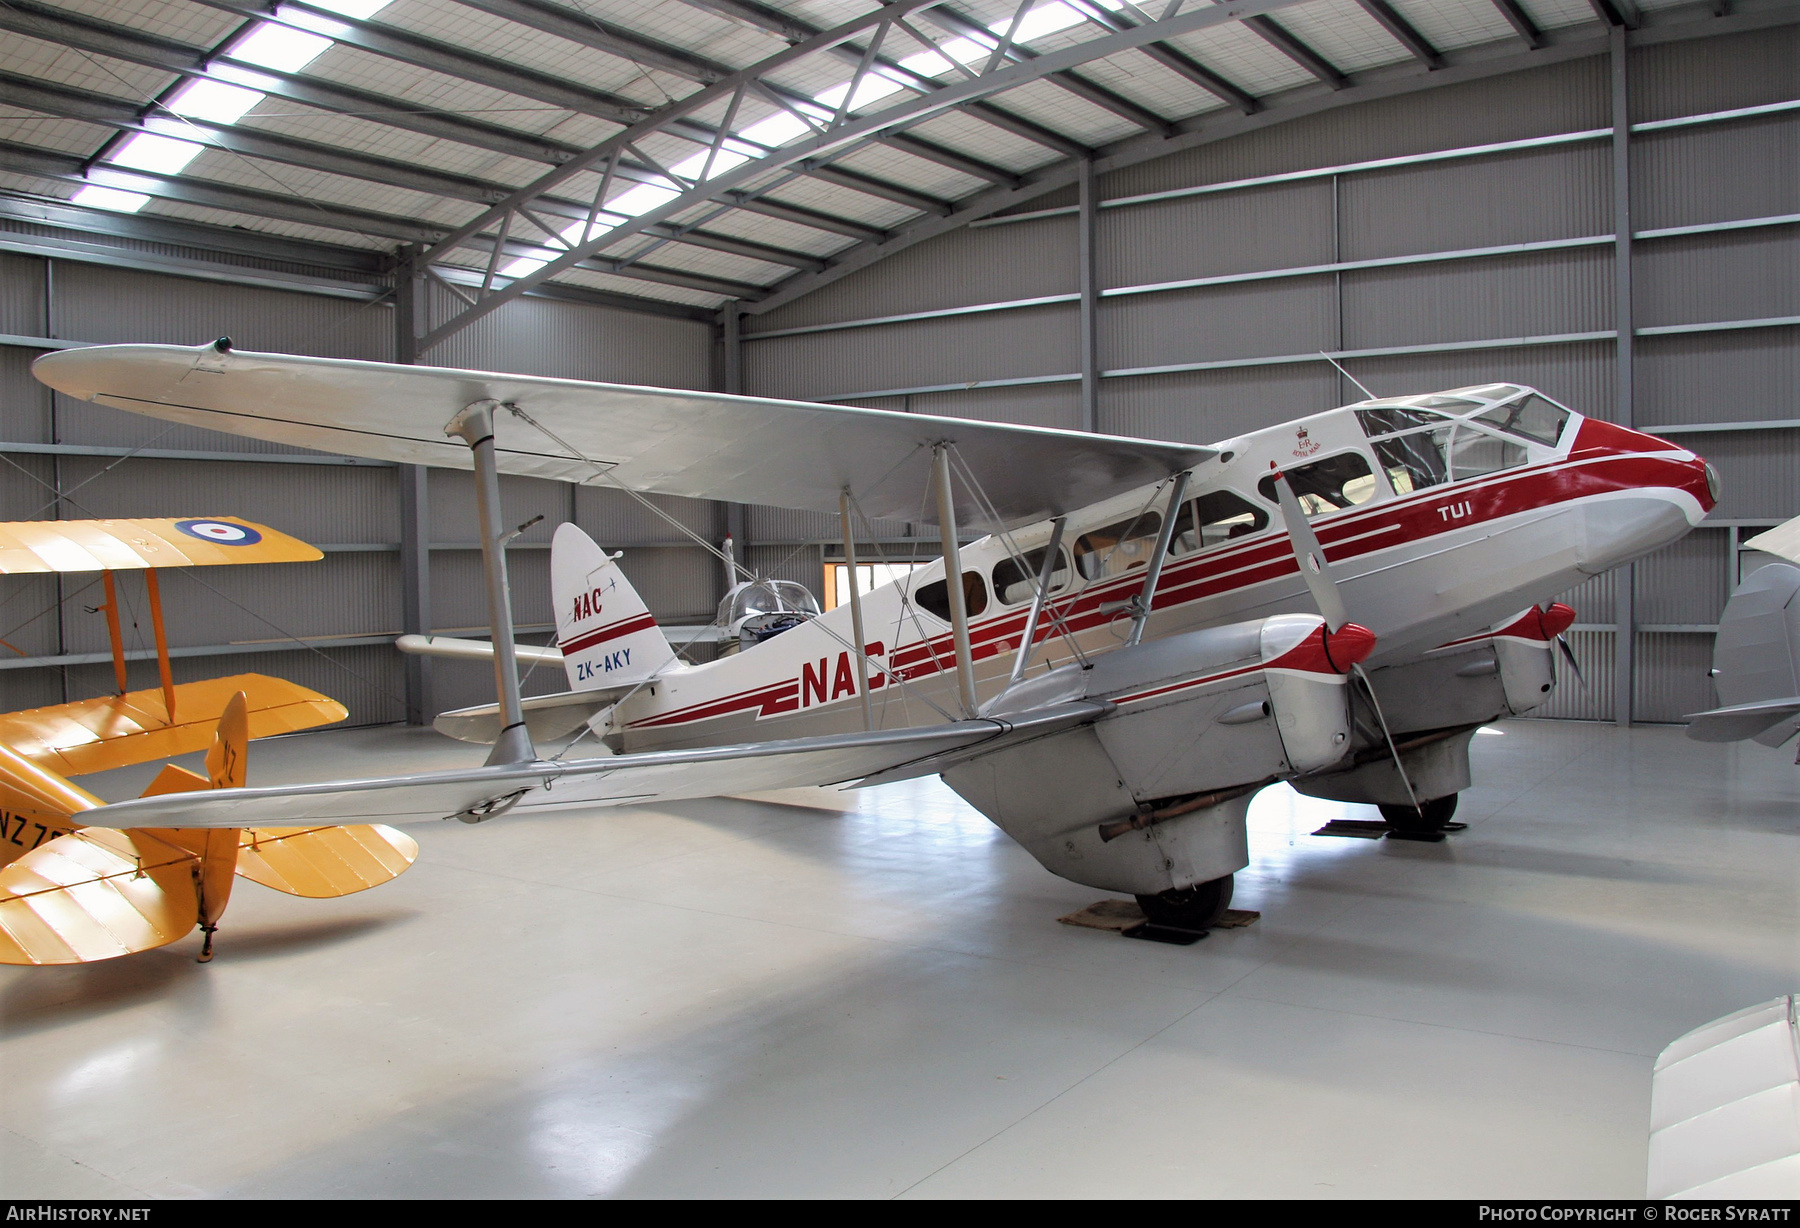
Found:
0,517 -> 417,963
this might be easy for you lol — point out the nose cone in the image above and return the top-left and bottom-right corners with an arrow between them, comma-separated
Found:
1572,418 -> 1717,515
1323,623 -> 1376,672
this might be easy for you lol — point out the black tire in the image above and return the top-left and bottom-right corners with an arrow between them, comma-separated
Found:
1379,794 -> 1459,833
1136,874 -> 1234,931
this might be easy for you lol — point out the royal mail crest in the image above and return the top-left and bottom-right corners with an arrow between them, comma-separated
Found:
1292,426 -> 1320,458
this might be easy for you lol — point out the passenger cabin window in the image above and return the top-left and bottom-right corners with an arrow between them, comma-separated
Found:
1171,490 -> 1269,553
992,547 -> 1071,605
1256,452 -> 1378,517
1074,513 -> 1162,581
1476,394 -> 1570,447
914,570 -> 989,622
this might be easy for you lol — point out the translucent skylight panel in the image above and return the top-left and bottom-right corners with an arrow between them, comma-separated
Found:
109,132 -> 205,176
167,79 -> 263,125
71,185 -> 150,212
228,24 -> 335,74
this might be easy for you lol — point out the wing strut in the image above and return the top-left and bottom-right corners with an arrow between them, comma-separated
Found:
839,489 -> 874,732
1008,516 -> 1066,686
932,445 -> 980,718
1125,471 -> 1192,647
446,400 -> 535,767
144,568 -> 176,720
98,571 -> 128,696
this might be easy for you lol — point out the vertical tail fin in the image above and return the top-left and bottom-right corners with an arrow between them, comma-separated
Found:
552,523 -> 676,692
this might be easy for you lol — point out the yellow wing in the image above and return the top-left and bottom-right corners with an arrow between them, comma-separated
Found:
0,674 -> 347,777
0,828 -> 199,965
235,825 -> 419,898
0,517 -> 321,573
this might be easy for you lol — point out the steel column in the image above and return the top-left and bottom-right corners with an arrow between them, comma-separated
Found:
445,400 -> 535,766
1610,25 -> 1636,727
1078,157 -> 1100,433
396,250 -> 433,725
932,445 -> 979,716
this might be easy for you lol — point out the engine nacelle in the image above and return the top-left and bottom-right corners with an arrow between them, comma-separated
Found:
946,614 -> 1371,897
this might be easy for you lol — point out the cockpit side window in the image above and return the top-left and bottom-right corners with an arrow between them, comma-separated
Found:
992,546 -> 1071,605
1448,425 -> 1529,479
1074,512 -> 1163,581
1256,452 -> 1378,517
1170,490 -> 1269,554
914,570 -> 989,622
1373,426 -> 1453,494
1475,394 -> 1570,447
1355,406 -> 1450,436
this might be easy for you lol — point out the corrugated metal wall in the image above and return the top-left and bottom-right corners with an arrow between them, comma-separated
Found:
739,26 -> 1800,724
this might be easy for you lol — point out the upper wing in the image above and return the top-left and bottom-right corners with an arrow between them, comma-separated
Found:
0,674 -> 348,776
0,516 -> 320,573
74,703 -> 1106,830
32,343 -> 1212,531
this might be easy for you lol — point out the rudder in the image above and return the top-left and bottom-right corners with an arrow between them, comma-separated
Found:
552,522 -> 676,692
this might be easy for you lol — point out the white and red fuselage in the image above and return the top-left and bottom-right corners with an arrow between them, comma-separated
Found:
582,386 -> 1714,753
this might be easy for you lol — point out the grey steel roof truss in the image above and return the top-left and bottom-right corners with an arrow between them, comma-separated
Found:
410,0 -> 1332,346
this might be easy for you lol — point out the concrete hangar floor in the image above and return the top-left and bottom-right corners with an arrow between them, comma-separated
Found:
1,719 -> 1794,1199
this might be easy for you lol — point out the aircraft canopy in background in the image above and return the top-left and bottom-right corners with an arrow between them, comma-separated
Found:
31,342 -> 1214,532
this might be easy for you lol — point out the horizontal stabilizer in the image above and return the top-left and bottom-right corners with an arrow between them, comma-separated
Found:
434,689 -> 620,744
395,634 -> 564,666
0,516 -> 321,573
0,829 -> 197,965
32,343 -> 1212,531
1742,516 -> 1800,568
76,703 -> 1108,830
0,674 -> 347,777
235,825 -> 419,897
1684,698 -> 1800,744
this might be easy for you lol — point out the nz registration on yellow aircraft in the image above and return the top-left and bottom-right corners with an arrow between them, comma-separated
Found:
0,516 -> 415,963
30,340 -> 1717,933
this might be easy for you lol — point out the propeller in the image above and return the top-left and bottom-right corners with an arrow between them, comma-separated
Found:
1267,463 -> 1423,818
1535,602 -> 1585,688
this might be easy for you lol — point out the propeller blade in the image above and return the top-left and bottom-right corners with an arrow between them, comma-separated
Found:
1556,634 -> 1587,688
1268,464 -> 1349,632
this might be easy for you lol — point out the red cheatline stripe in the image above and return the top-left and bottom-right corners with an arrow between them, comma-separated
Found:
561,613 -> 659,655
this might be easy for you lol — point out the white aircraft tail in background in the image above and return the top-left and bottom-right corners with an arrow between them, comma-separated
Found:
552,522 -> 675,692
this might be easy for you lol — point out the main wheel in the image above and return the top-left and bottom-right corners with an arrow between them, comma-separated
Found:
1136,874 -> 1234,931
1379,794 -> 1459,833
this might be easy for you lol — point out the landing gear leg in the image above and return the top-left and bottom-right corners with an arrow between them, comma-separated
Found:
1135,874 -> 1234,931
197,923 -> 217,963
1379,793 -> 1459,834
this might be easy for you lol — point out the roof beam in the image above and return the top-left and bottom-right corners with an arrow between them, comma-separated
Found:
1353,0 -> 1445,68
1061,0 -> 1260,114
0,0 -> 586,166
1488,0 -> 1546,48
679,0 -> 1093,157
451,0 -> 728,83
0,71 -> 833,272
922,5 -> 1178,136
184,0 -> 654,125
412,0 -> 1322,349
727,195 -> 887,243
1242,15 -> 1349,89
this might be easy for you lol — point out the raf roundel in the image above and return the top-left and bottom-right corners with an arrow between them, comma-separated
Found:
175,519 -> 263,546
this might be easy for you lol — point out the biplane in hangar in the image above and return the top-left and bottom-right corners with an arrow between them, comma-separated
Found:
30,341 -> 1715,934
0,516 -> 416,963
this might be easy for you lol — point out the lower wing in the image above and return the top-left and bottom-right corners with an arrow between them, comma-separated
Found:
74,704 -> 1107,830
0,674 -> 347,776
